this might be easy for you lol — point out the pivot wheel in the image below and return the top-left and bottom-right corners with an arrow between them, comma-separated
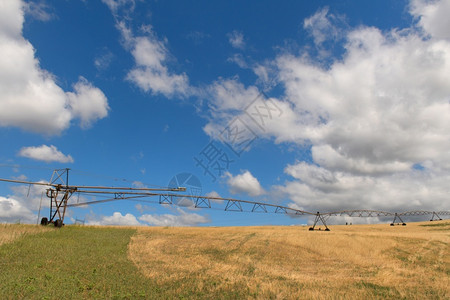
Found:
40,217 -> 48,226
54,219 -> 63,228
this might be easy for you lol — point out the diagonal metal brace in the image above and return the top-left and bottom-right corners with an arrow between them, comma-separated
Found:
225,200 -> 243,211
195,197 -> 211,208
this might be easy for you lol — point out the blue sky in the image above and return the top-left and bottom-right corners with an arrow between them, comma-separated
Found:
1,0 -> 449,226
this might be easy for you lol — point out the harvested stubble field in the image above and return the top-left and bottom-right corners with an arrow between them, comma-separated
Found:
0,221 -> 448,299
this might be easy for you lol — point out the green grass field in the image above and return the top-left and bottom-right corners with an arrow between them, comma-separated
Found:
0,222 -> 449,299
0,226 -> 151,299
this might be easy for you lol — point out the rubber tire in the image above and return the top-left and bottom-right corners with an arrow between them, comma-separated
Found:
54,219 -> 63,228
40,217 -> 48,226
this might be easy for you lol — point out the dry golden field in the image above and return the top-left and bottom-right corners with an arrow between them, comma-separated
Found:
129,221 -> 450,299
0,223 -> 50,246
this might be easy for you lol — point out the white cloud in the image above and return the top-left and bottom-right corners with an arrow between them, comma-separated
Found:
101,0 -> 136,17
0,0 -> 109,135
12,174 -> 27,181
88,212 -> 141,226
207,77 -> 260,113
18,145 -> 74,163
228,30 -> 245,49
205,191 -> 221,198
0,0 -> 23,37
198,1 -> 450,213
82,207 -> 208,227
303,7 -> 347,59
275,24 -> 450,171
277,160 -> 450,213
94,49 -> 114,71
202,78 -> 261,138
227,53 -> 248,68
411,0 -> 450,40
268,1 -> 450,212
226,170 -> 265,197
304,7 -> 338,46
0,196 -> 36,224
202,79 -> 288,147
0,179 -> 49,224
205,191 -> 225,204
24,1 -> 54,22
67,77 -> 110,129
9,182 -> 48,210
114,19 -> 191,98
139,207 -> 210,226
132,181 -> 147,188
311,145 -> 412,175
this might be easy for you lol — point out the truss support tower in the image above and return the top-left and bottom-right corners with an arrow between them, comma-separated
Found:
40,168 -> 75,228
390,213 -> 406,226
309,212 -> 330,231
430,211 -> 442,221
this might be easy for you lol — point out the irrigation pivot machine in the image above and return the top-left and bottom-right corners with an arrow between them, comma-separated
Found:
0,168 -> 449,229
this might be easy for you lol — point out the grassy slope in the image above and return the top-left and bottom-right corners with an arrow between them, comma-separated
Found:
0,226 -> 151,299
0,224 -> 51,246
0,222 -> 449,299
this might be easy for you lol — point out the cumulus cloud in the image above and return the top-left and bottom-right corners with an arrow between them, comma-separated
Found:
200,0 -> 450,213
83,207 -> 210,227
103,0 -> 192,99
87,212 -> 141,226
226,170 -> 265,197
207,77 -> 260,113
67,77 -> 110,129
268,1 -> 450,213
228,30 -> 245,49
202,79 -> 286,153
139,207 -> 210,226
10,182 -> 48,209
0,196 -> 36,223
124,28 -> 191,97
18,145 -> 74,163
205,191 -> 225,204
202,78 -> 261,138
411,0 -> 450,40
0,0 -> 109,135
205,190 -> 221,198
277,161 -> 450,213
276,20 -> 450,171
0,178 -> 49,224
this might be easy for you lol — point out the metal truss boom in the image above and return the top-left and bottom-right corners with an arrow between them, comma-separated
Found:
0,174 -> 449,230
68,191 -> 316,216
